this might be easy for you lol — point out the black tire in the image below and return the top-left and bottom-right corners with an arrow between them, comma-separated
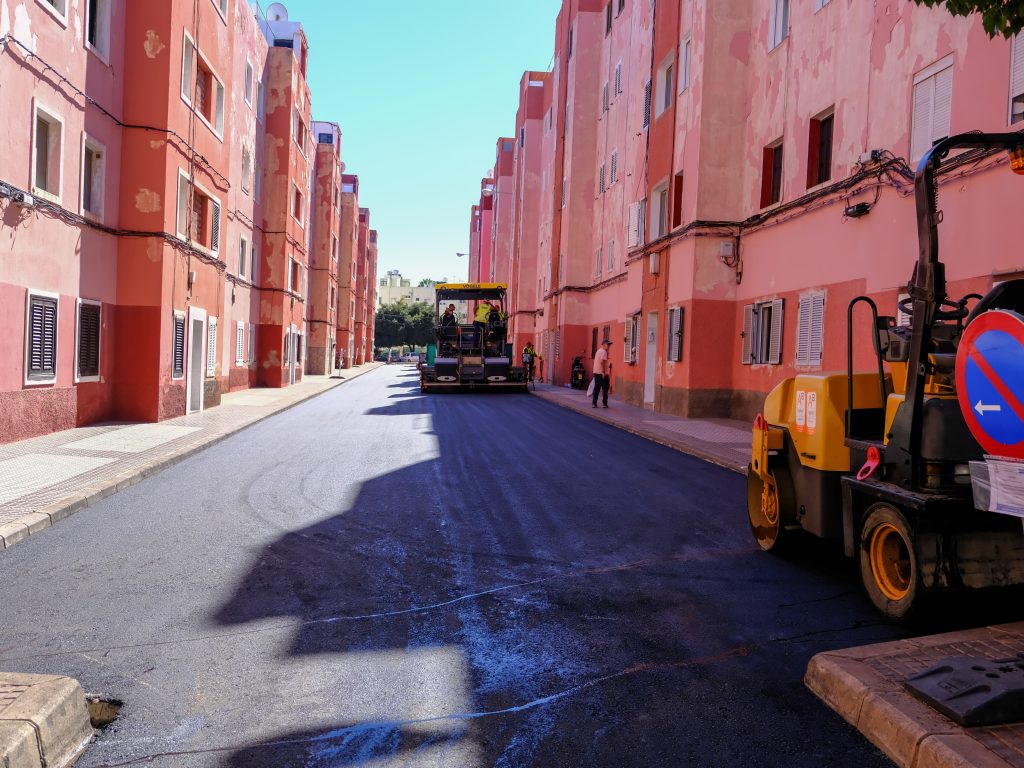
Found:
746,463 -> 797,553
859,503 -> 920,619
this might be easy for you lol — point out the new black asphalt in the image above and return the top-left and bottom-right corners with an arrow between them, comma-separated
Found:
0,365 -> 971,767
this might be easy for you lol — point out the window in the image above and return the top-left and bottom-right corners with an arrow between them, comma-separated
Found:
1011,33 -> 1024,123
657,61 -> 674,116
182,35 -> 225,135
239,235 -> 248,279
614,63 -> 622,96
176,171 -> 221,254
288,259 -> 301,294
82,137 -> 105,219
214,0 -> 227,17
667,307 -> 683,362
605,1 -> 613,34
742,299 -> 784,365
760,141 -> 784,208
241,147 -> 252,195
627,199 -> 646,247
610,150 -> 619,184
332,235 -> 338,261
599,163 -> 606,193
769,0 -> 790,49
796,291 -> 825,365
815,0 -> 831,9
618,0 -> 625,13
293,109 -> 306,152
244,61 -> 254,106
248,323 -> 255,364
86,0 -> 111,60
595,247 -> 603,277
251,243 -> 258,283
170,313 -> 185,379
544,108 -> 552,134
911,56 -> 953,161
624,314 -> 640,363
292,185 -> 304,225
76,299 -> 101,381
206,317 -> 218,376
26,291 -> 58,384
672,172 -> 684,229
651,184 -> 669,239
592,327 -> 599,357
33,105 -> 63,200
602,82 -> 609,113
680,39 -> 691,92
807,111 -> 834,187
257,79 -> 266,121
643,79 -> 652,128
39,0 -> 66,20
607,239 -> 615,270
561,177 -> 567,209
236,322 -> 245,365
567,23 -> 574,60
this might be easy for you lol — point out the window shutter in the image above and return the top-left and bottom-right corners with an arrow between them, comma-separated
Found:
796,294 -> 812,364
561,177 -> 567,208
615,63 -> 622,95
1012,33 -> 1024,116
248,323 -> 255,364
667,307 -> 683,362
607,239 -> 615,270
211,201 -> 221,252
595,247 -> 602,276
555,329 -> 560,359
643,79 -> 652,128
627,202 -> 639,247
602,82 -> 609,113
28,295 -> 58,380
638,199 -> 647,245
206,318 -> 217,376
78,302 -> 101,378
610,151 -> 618,183
768,298 -> 784,364
176,175 -> 189,236
741,303 -> 754,365
931,65 -> 953,145
599,164 -> 606,193
624,316 -> 634,362
236,322 -> 245,364
810,293 -> 825,364
173,314 -> 185,378
911,78 -> 934,161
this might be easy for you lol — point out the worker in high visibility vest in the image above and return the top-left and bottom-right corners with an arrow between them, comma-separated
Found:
473,301 -> 492,351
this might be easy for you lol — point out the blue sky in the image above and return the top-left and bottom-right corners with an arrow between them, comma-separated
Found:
277,0 -> 561,284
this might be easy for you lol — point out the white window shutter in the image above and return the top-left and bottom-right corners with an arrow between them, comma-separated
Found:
206,318 -> 217,375
599,164 -> 606,193
176,176 -> 189,236
741,304 -> 754,364
211,201 -> 221,252
603,82 -> 609,112
624,316 -> 634,362
1012,33 -> 1024,113
796,294 -> 812,364
595,247 -> 602,276
911,78 -> 934,161
627,203 -> 639,247
607,239 -> 615,270
810,293 -> 825,364
931,65 -> 953,145
236,323 -> 244,364
768,298 -> 784,364
248,323 -> 255,363
614,63 -> 622,95
611,151 -> 618,183
668,307 -> 683,361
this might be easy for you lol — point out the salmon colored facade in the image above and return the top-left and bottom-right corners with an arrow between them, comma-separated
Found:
0,0 -> 376,443
472,0 -> 1024,421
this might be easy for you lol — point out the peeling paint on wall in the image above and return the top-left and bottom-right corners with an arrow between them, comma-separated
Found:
143,30 -> 165,59
13,3 -> 37,53
135,189 -> 161,213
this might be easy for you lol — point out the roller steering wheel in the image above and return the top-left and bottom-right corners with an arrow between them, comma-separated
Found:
897,295 -> 970,322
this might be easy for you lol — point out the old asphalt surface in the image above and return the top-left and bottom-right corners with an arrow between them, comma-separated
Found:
2,364 -> 988,767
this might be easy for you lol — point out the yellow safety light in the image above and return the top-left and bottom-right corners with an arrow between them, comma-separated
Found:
1010,146 -> 1024,175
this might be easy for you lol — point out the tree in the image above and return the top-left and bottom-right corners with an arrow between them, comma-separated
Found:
913,0 -> 1024,37
374,302 -> 437,350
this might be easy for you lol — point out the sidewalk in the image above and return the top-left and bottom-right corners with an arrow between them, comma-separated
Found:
531,383 -> 749,473
0,362 -> 382,552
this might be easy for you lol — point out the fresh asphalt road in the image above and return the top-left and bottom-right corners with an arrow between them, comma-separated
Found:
1,364 -> 967,767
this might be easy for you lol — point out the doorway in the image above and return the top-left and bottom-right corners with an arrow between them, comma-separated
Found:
186,307 -> 207,413
644,312 -> 658,405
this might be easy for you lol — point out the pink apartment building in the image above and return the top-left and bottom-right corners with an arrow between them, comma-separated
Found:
475,0 -> 1024,421
0,0 -> 373,443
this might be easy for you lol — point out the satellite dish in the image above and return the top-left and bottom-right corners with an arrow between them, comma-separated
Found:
266,2 -> 289,21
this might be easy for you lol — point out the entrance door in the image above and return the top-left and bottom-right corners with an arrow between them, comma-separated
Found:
186,307 -> 207,413
287,325 -> 298,385
644,312 -> 658,405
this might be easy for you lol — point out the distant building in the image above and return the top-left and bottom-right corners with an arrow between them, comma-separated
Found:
378,270 -> 435,306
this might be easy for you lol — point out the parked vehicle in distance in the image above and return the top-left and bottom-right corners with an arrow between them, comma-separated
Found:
401,354 -> 418,362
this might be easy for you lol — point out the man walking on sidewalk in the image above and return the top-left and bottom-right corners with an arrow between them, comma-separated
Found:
592,338 -> 612,408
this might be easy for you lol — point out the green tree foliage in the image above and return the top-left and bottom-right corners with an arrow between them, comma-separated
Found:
374,302 -> 437,349
913,0 -> 1024,37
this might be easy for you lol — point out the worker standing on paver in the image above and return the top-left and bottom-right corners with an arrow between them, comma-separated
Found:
473,301 -> 492,352
592,338 -> 612,408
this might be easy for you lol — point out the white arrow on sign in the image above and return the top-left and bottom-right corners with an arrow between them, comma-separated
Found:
975,400 -> 1002,416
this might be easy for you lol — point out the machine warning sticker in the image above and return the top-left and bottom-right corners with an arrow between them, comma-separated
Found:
806,391 -> 818,435
795,390 -> 806,432
955,310 -> 1024,460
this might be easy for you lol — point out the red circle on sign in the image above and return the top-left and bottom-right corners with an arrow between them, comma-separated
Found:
955,309 -> 1024,459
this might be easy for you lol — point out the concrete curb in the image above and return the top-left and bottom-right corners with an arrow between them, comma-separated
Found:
530,390 -> 747,474
0,673 -> 93,768
0,363 -> 383,554
805,628 -> 1023,768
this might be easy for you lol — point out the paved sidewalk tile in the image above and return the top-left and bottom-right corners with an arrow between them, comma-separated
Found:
531,383 -> 749,472
806,624 -> 1024,768
0,363 -> 383,551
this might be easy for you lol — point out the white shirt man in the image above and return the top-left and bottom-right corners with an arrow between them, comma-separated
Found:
591,338 -> 612,408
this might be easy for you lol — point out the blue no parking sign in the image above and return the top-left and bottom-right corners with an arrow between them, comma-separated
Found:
955,310 -> 1024,459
